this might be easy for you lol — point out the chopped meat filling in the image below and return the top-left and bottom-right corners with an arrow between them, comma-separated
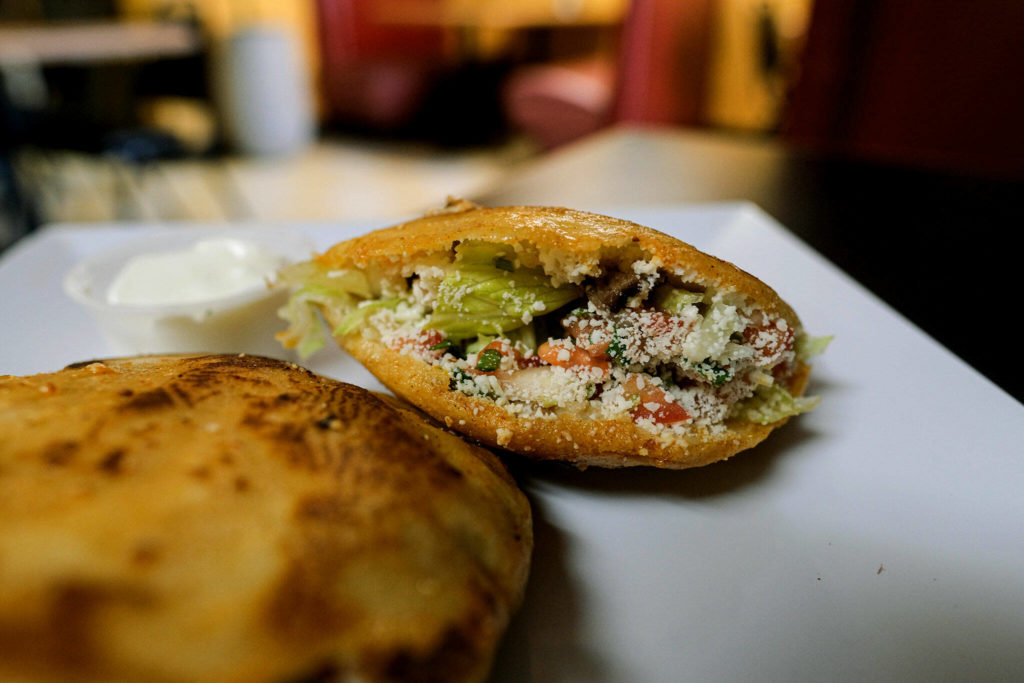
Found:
366,259 -> 803,432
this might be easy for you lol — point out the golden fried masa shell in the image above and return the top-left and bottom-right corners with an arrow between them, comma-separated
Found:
315,203 -> 812,469
0,354 -> 531,683
318,203 -> 799,323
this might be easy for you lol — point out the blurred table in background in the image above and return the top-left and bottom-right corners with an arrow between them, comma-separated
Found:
476,125 -> 1024,403
8,136 -> 532,225
0,21 -> 199,64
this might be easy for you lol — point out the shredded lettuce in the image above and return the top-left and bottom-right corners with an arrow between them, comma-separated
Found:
427,263 -> 580,340
333,297 -> 402,336
277,285 -> 353,359
651,284 -> 704,314
505,323 -> 538,352
466,335 -> 497,354
276,262 -> 376,359
795,334 -> 833,362
278,261 -> 373,298
734,383 -> 820,424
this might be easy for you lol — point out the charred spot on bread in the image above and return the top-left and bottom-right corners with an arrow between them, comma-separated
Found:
0,353 -> 532,681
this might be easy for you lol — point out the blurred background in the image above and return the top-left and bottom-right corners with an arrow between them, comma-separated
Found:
3,1 -> 1024,397
4,0 -> 1021,247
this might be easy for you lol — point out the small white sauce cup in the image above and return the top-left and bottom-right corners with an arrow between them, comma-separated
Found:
63,227 -> 315,358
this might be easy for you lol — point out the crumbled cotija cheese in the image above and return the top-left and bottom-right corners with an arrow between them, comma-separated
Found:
362,261 -> 797,432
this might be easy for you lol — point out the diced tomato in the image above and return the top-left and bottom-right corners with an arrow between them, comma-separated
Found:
563,315 -> 613,357
486,340 -> 553,370
632,398 -> 690,425
622,375 -> 689,425
538,340 -> 610,373
628,309 -> 696,362
584,338 -> 611,356
518,354 -> 546,369
645,309 -> 689,337
390,329 -> 445,356
743,310 -> 795,361
563,318 -> 586,340
482,340 -> 513,355
564,315 -> 606,342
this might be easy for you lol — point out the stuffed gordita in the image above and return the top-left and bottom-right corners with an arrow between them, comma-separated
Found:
0,353 -> 531,683
279,200 -> 828,469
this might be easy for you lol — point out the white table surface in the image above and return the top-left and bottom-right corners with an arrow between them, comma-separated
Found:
2,203 -> 1022,682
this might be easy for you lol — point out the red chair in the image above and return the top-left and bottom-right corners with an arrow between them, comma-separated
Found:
315,0 -> 447,130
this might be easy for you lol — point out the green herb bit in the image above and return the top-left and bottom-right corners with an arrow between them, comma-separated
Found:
607,329 -> 631,366
475,348 -> 502,372
693,358 -> 732,387
448,367 -> 473,390
432,338 -> 466,359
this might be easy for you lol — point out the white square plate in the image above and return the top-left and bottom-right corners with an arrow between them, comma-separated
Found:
2,203 -> 1022,681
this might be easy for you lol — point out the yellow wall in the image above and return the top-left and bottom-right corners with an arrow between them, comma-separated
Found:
704,0 -> 813,131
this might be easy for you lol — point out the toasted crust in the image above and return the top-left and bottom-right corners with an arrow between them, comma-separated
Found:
317,203 -> 799,322
0,354 -> 531,683
313,204 -> 813,469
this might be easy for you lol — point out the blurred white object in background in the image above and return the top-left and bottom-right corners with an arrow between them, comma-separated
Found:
213,25 -> 314,156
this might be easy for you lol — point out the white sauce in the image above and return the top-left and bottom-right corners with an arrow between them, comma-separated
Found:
107,238 -> 285,306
